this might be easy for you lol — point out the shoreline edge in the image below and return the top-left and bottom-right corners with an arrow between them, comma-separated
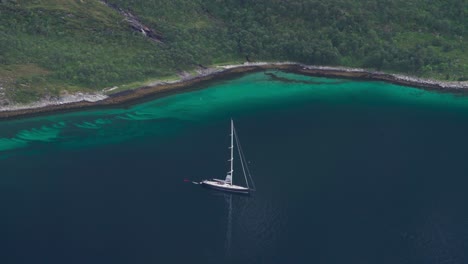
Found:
1,62 -> 467,120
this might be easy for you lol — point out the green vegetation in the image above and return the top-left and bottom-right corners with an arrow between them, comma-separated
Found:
0,0 -> 467,103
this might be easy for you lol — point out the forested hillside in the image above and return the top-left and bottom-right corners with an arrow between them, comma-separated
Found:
0,0 -> 466,103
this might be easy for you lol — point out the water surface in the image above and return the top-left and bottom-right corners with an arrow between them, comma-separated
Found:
1,71 -> 468,263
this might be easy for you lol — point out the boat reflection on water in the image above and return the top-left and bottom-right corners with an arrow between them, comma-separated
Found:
225,193 -> 233,258
205,191 -> 252,260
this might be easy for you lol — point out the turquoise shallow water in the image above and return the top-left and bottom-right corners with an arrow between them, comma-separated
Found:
1,71 -> 468,155
1,71 -> 468,263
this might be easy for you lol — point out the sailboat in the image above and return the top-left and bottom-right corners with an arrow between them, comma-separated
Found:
201,119 -> 255,194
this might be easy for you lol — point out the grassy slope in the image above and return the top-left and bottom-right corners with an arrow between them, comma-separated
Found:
0,0 -> 466,103
0,0 -> 177,102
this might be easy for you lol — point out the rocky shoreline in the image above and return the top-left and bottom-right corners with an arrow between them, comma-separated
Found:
1,62 -> 467,120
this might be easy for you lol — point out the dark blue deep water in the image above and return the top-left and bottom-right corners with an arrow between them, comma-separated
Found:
1,72 -> 468,263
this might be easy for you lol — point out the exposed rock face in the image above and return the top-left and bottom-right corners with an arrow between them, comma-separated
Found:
100,0 -> 163,43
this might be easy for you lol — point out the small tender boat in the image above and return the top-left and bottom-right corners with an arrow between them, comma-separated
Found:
201,119 -> 255,194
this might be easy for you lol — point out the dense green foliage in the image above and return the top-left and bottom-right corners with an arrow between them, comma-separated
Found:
0,0 -> 466,102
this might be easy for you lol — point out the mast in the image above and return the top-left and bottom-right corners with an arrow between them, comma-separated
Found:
225,119 -> 234,185
229,119 -> 234,185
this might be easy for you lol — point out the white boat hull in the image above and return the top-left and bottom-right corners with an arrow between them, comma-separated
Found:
201,180 -> 250,194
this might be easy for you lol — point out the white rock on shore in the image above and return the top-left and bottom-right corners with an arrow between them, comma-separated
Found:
0,93 -> 108,112
301,64 -> 468,89
1,61 -> 467,114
